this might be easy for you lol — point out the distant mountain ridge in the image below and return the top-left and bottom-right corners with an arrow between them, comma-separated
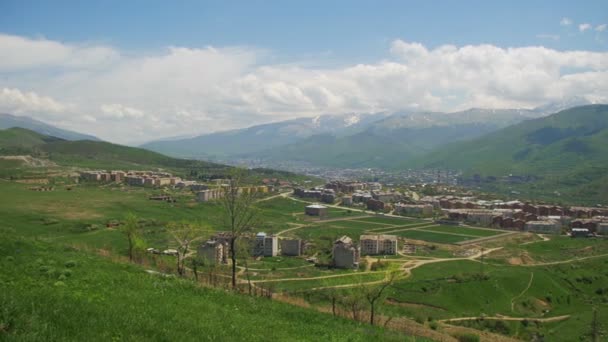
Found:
0,113 -> 100,141
409,104 -> 608,204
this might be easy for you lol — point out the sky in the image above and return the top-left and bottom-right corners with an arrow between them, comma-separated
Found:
0,0 -> 607,144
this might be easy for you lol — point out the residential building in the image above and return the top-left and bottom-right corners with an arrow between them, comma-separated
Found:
280,238 -> 302,256
197,240 -> 227,265
366,198 -> 385,211
305,204 -> 327,216
525,220 -> 561,234
359,234 -> 397,255
571,228 -> 591,238
252,232 -> 278,257
394,203 -> 433,216
332,236 -> 360,269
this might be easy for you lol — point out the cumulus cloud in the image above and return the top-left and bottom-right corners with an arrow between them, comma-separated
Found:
579,23 -> 592,32
100,104 -> 145,119
560,17 -> 572,26
596,24 -> 607,32
0,33 -> 607,143
0,34 -> 119,72
0,87 -> 68,114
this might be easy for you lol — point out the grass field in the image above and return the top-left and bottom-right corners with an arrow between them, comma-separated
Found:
0,231 -> 410,341
393,229 -> 478,244
2,178 -> 608,341
356,216 -> 427,225
420,225 -> 504,238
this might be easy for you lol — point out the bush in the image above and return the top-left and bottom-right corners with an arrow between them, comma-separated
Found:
5,256 -> 14,262
429,321 -> 438,330
454,332 -> 480,342
65,260 -> 77,268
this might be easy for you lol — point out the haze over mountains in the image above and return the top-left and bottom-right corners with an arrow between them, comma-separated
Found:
141,97 -> 594,168
0,113 -> 100,142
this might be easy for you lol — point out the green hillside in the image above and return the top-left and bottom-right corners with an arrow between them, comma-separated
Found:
411,104 -> 608,203
0,127 -> 306,182
0,231 -> 410,341
258,123 -> 500,168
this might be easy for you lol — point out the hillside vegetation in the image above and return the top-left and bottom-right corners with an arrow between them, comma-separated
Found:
411,105 -> 608,204
0,127 -> 308,183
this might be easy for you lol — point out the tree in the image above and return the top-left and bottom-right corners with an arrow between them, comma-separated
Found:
364,271 -> 398,325
121,213 -> 140,262
167,221 -> 202,277
220,169 -> 259,289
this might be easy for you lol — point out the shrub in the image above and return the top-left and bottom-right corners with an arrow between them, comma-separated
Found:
5,256 -> 14,262
65,260 -> 77,268
62,269 -> 73,277
429,321 -> 438,330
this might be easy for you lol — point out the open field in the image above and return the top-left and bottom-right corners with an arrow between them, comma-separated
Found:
2,179 -> 608,341
0,231 -> 409,341
420,225 -> 505,238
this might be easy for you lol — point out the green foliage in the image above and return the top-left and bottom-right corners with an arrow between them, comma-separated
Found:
453,332 -> 480,342
411,104 -> 608,204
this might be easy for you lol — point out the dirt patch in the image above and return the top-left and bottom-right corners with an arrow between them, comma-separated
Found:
0,155 -> 57,167
386,298 -> 447,311
507,257 -> 523,265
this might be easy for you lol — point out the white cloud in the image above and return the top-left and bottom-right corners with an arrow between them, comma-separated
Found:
579,23 -> 592,32
1,33 -> 607,144
100,104 -> 145,119
0,34 -> 119,72
596,24 -> 607,32
560,17 -> 572,26
0,87 -> 68,114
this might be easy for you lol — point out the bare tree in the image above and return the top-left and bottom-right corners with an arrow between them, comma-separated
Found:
167,221 -> 201,276
121,213 -> 140,262
220,169 -> 258,289
365,271 -> 398,326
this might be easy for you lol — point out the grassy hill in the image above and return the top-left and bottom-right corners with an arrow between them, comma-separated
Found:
0,127 -> 307,183
410,104 -> 608,204
0,231 -> 411,341
0,113 -> 100,141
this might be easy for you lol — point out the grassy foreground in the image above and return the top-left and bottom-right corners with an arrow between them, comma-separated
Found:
0,231 -> 415,341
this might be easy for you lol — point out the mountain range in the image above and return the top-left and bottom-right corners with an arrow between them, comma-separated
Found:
0,113 -> 100,141
141,97 -> 593,168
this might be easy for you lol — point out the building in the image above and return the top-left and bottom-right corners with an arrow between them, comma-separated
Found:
196,188 -> 224,202
394,203 -> 433,216
332,236 -> 360,269
305,204 -> 328,216
252,232 -> 279,257
197,240 -> 227,265
524,220 -> 561,234
571,228 -> 591,238
359,234 -> 398,255
366,198 -> 385,211
597,223 -> 608,235
280,238 -> 302,256
341,196 -> 353,206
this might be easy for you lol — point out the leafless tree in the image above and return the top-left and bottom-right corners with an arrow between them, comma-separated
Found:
364,271 -> 398,326
167,221 -> 201,276
220,169 -> 259,289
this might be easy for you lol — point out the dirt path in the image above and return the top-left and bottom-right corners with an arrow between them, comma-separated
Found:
456,231 -> 518,245
521,234 -> 551,245
511,272 -> 534,311
519,253 -> 608,267
440,314 -> 570,323
250,270 -> 387,283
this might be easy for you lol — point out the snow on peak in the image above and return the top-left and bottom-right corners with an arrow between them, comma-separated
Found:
343,114 -> 360,127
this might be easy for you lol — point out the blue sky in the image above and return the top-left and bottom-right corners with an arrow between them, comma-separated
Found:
0,1 -> 607,143
1,1 -> 606,62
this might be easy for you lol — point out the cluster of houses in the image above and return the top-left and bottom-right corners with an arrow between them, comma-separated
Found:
195,185 -> 270,202
416,195 -> 608,236
196,231 -> 303,265
80,170 -> 183,187
196,229 -> 398,270
332,234 -> 398,268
